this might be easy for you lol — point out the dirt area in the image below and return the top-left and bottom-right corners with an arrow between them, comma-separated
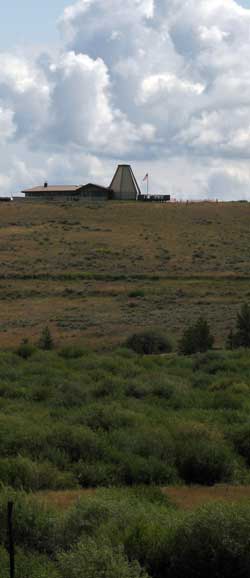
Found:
37,485 -> 250,511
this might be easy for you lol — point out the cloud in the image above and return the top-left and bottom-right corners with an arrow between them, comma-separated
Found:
1,0 -> 250,198
0,143 -> 110,196
46,50 -> 154,154
207,166 -> 250,200
0,105 -> 16,143
140,74 -> 205,103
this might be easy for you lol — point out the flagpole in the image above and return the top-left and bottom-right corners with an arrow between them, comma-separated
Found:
143,173 -> 149,196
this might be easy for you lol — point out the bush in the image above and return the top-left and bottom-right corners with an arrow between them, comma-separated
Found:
38,326 -> 54,350
118,455 -> 178,486
58,537 -> 149,578
16,339 -> 36,360
0,547 -> 59,578
0,493 -> 62,554
169,504 -> 250,578
231,425 -> 250,465
59,346 -> 87,359
0,456 -> 76,491
173,424 -> 235,485
128,290 -> 145,299
192,351 -> 228,374
178,317 -> 214,355
227,304 -> 250,349
126,331 -> 172,355
225,329 -> 239,350
75,461 -> 118,487
52,425 -> 104,463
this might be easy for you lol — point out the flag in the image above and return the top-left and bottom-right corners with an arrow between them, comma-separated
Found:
143,173 -> 148,182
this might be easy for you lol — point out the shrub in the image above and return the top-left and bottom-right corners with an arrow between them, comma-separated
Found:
169,504 -> 250,578
192,351 -> 228,374
63,497 -> 111,545
38,326 -> 54,350
0,456 -> 76,491
119,455 -> 178,486
225,329 -> 239,350
128,290 -> 145,299
52,425 -> 104,463
178,317 -> 214,355
58,537 -> 149,578
126,331 -> 172,355
228,303 -> 250,349
59,346 -> 87,359
0,547 -> 59,578
236,303 -> 250,346
231,425 -> 250,465
0,493 -> 62,554
16,339 -> 36,360
75,461 -> 118,487
173,424 -> 235,485
177,439 -> 235,485
211,390 -> 244,411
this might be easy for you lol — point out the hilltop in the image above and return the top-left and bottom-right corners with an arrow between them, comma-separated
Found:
0,200 -> 249,348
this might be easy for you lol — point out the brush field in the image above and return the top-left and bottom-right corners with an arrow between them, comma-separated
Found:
1,200 -> 250,577
1,200 -> 250,348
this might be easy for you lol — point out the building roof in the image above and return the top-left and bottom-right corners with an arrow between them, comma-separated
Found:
110,164 -> 141,197
22,184 -> 82,194
22,183 -> 111,194
83,183 -> 110,190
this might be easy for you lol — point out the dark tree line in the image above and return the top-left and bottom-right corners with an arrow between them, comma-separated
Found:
126,304 -> 250,356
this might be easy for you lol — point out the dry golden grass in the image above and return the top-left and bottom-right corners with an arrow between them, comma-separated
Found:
37,485 -> 250,511
37,489 -> 97,510
1,200 -> 250,347
163,485 -> 250,509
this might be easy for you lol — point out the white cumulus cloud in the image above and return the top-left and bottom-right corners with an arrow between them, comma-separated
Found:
0,0 -> 250,198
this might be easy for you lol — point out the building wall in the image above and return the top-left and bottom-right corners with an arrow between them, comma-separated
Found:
25,188 -> 110,202
79,186 -> 110,200
25,192 -> 80,201
110,165 -> 139,200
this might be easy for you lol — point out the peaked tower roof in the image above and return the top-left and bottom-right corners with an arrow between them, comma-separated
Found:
110,164 -> 141,200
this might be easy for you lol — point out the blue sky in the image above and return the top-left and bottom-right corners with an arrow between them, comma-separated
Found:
1,0 -> 71,49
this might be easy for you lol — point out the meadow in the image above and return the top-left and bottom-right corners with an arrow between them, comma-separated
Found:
0,200 -> 250,348
0,346 -> 250,576
1,200 -> 250,576
1,346 -> 250,490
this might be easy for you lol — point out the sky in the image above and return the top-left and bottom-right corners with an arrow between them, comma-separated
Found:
1,0 -> 250,199
0,1 -> 70,50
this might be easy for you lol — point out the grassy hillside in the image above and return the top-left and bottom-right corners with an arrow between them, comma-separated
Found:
0,200 -> 250,348
2,200 -> 250,576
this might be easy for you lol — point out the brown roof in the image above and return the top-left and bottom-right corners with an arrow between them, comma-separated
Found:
22,185 -> 82,194
22,184 -> 112,195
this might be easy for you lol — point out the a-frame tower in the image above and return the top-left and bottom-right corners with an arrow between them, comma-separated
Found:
110,164 -> 141,200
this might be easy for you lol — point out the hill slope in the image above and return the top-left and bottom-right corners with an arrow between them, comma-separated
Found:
0,200 -> 249,347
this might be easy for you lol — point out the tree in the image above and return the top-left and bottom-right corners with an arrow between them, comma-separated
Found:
126,330 -> 172,355
226,329 -> 236,350
225,329 -> 240,351
38,326 -> 54,350
16,338 -> 36,359
178,317 -> 214,355
235,303 -> 250,348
